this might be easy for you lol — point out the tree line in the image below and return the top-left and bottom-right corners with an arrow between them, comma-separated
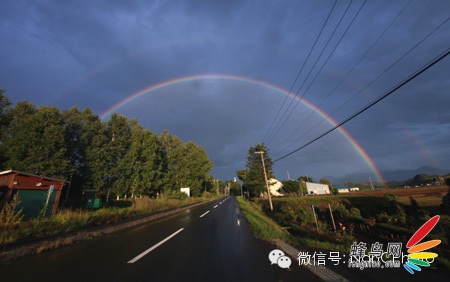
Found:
0,90 -> 214,199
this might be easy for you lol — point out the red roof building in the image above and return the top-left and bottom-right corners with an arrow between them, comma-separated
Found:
0,170 -> 67,218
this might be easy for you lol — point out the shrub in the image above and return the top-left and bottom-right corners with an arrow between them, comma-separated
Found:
165,190 -> 188,200
0,194 -> 24,225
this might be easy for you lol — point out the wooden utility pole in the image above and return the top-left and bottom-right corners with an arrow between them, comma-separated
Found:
312,205 -> 319,233
255,151 -> 273,211
328,203 -> 336,231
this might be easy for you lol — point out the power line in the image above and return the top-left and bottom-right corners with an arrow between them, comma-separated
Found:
262,0 -> 338,144
266,0 -> 355,146
278,0 -> 411,151
321,17 -> 449,126
273,47 -> 450,163
272,0 -> 414,159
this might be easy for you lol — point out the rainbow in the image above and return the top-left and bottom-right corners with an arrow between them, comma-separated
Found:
100,74 -> 386,184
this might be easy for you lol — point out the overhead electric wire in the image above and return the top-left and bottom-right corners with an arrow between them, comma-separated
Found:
321,17 -> 450,125
272,0 -> 412,158
271,0 -> 366,145
265,0 -> 357,146
273,17 -> 450,159
261,0 -> 338,144
274,47 -> 450,163
265,0 -> 354,146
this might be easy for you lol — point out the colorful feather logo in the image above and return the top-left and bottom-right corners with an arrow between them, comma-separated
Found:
404,215 -> 441,274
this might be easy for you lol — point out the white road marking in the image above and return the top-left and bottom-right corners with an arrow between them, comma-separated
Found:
127,228 -> 184,264
199,211 -> 210,218
213,205 -> 218,208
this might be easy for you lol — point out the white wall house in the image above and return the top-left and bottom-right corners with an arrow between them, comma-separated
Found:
305,182 -> 330,195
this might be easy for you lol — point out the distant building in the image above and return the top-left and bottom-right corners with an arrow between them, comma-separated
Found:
333,185 -> 359,193
334,185 -> 350,193
305,182 -> 330,195
268,178 -> 286,196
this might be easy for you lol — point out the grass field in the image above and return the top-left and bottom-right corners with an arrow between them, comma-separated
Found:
241,185 -> 450,270
347,185 -> 447,198
337,186 -> 448,213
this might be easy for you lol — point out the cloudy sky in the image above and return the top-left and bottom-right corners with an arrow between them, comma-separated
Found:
1,0 -> 449,183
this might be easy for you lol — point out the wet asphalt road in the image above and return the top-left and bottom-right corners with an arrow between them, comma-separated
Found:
0,196 -> 319,282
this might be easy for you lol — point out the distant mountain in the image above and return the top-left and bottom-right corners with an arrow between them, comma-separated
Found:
381,166 -> 449,182
325,166 -> 450,184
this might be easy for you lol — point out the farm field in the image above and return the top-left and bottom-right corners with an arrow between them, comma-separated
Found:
250,185 -> 450,270
340,186 -> 448,213
347,185 -> 448,198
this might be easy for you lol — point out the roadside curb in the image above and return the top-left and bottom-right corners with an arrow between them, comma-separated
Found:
272,239 -> 349,282
0,200 -> 212,263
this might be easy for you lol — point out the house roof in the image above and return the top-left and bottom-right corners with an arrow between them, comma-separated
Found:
0,170 -> 68,183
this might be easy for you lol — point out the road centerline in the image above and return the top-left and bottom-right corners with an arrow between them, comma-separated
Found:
127,228 -> 184,264
199,210 -> 210,218
213,205 -> 218,208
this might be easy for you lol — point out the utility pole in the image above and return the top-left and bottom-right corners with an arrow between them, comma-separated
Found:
255,151 -> 273,211
234,177 -> 243,197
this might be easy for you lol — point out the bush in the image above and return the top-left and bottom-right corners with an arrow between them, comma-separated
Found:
0,194 -> 24,226
165,190 -> 188,200
201,191 -> 215,199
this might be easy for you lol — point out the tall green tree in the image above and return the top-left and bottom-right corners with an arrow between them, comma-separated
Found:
160,130 -> 185,191
0,91 -> 215,201
0,90 -> 11,132
180,142 -> 213,196
2,101 -> 36,172
113,118 -> 142,198
62,107 -> 103,193
244,143 -> 273,197
84,121 -> 110,191
160,131 -> 213,196
138,129 -> 165,196
115,120 -> 165,198
0,90 -> 12,168
107,113 -> 131,197
3,104 -> 69,178
282,180 -> 300,194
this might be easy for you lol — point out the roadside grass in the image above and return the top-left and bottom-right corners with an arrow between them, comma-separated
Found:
236,196 -> 289,241
0,196 -> 209,245
236,196 -> 349,252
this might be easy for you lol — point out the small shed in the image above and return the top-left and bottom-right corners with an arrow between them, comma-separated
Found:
0,170 -> 67,218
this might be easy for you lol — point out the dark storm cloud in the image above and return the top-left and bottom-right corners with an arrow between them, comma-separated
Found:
1,0 -> 449,181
